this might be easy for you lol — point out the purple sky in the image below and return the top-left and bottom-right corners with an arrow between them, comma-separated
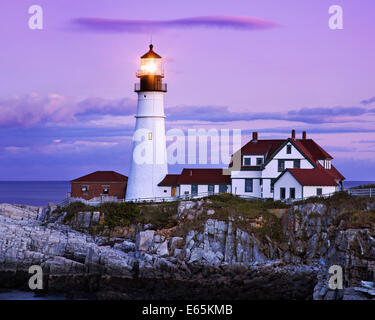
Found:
0,0 -> 375,180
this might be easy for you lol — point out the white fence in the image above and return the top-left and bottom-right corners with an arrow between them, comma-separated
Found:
347,188 -> 374,197
59,188 -> 374,207
60,196 -> 125,207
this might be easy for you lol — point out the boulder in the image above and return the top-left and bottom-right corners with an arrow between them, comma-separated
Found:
136,230 -> 155,252
156,240 -> 169,257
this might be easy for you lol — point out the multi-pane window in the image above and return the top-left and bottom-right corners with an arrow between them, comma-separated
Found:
81,186 -> 89,195
245,179 -> 253,193
280,187 -> 286,199
290,188 -> 296,199
278,160 -> 285,172
294,159 -> 301,168
286,145 -> 292,154
102,186 -> 109,195
256,157 -> 263,165
208,184 -> 215,195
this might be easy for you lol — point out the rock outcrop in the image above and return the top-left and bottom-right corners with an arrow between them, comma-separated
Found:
0,196 -> 374,300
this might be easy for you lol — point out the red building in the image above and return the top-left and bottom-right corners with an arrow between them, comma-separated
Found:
70,171 -> 128,200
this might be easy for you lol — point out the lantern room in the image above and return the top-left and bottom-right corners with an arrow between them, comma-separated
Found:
135,44 -> 167,92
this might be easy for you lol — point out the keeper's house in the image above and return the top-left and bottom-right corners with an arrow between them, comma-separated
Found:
158,130 -> 344,201
70,171 -> 128,201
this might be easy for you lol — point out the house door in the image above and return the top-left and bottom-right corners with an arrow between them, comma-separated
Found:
172,187 -> 177,197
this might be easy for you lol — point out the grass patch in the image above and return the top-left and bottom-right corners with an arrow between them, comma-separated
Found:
333,209 -> 375,230
294,191 -> 370,212
138,201 -> 179,229
351,184 -> 375,189
57,200 -> 178,231
202,194 -> 287,242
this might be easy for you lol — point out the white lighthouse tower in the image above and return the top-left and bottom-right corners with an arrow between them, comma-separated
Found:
126,44 -> 168,201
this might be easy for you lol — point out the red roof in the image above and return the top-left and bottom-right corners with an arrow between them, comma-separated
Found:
159,169 -> 231,186
158,174 -> 180,186
294,139 -> 333,161
72,171 -> 128,183
240,139 -> 285,161
325,165 -> 345,180
178,169 -> 231,184
239,138 -> 333,163
286,169 -> 339,186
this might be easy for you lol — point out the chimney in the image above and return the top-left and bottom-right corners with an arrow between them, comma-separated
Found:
291,129 -> 296,140
302,131 -> 307,139
252,131 -> 258,142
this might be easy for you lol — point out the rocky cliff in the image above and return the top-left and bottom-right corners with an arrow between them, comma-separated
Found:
0,194 -> 374,300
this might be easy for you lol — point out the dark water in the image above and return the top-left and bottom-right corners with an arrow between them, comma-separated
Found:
343,181 -> 375,189
0,181 -> 373,207
0,181 -> 70,206
0,290 -> 66,300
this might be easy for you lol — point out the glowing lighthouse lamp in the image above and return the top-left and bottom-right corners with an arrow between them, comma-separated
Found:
126,44 -> 168,201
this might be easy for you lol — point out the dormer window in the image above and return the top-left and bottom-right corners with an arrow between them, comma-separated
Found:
243,156 -> 251,166
325,160 -> 331,169
256,157 -> 263,165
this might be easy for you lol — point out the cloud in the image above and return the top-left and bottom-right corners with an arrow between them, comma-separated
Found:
72,15 -> 278,33
165,105 -> 375,124
361,96 -> 375,105
0,93 -> 136,128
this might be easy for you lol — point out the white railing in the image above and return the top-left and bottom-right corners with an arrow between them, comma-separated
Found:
125,191 -> 225,203
347,188 -> 374,197
59,188 -> 374,208
60,196 -> 125,207
59,191 -> 234,207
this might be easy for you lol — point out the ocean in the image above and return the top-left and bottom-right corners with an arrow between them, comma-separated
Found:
0,180 -> 373,207
0,181 -> 70,207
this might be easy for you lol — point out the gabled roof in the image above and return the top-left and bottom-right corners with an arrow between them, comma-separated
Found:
294,139 -> 333,161
158,169 -> 231,186
71,171 -> 128,183
233,136 -> 335,171
240,139 -> 285,162
276,169 -> 339,187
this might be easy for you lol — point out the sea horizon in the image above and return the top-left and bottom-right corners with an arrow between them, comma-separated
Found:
0,180 -> 374,207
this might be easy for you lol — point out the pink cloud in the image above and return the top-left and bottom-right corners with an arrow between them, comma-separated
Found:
0,93 -> 136,128
72,15 -> 278,33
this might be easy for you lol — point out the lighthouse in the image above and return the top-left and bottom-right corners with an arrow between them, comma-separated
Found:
126,44 -> 168,201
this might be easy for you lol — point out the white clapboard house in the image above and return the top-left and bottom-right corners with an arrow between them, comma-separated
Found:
159,130 -> 344,201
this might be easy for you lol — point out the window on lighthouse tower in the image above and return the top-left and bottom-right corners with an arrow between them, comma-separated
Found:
148,132 -> 152,140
